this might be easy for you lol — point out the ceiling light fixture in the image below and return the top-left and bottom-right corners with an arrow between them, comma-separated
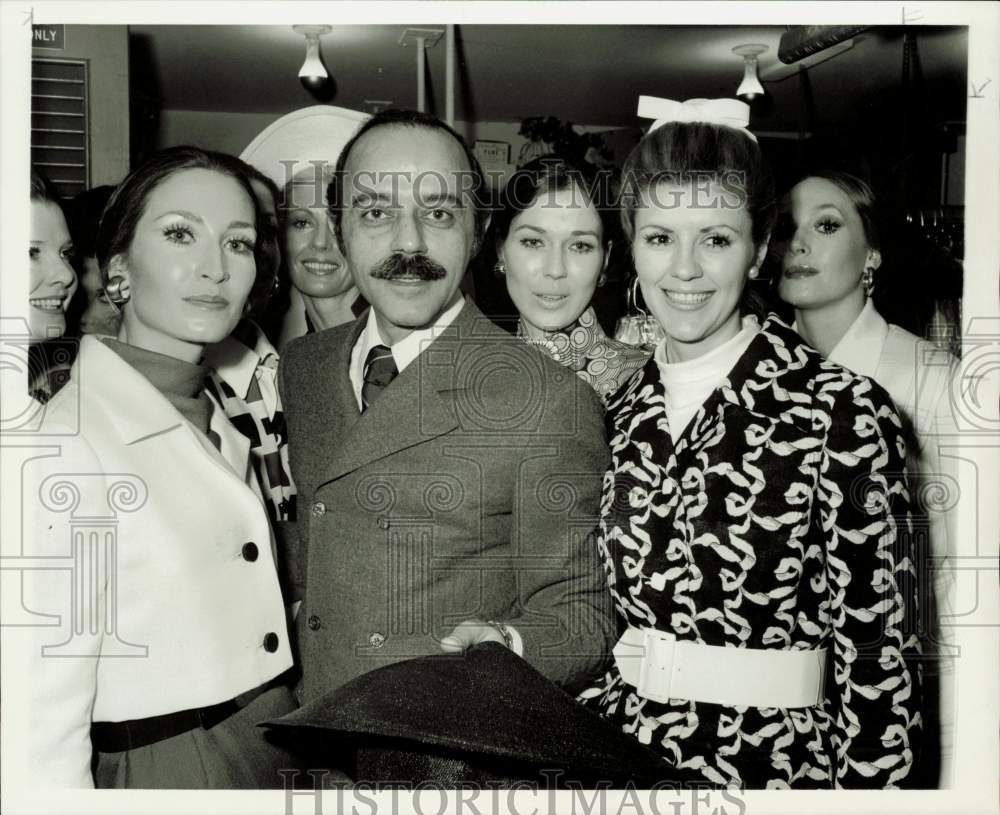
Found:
732,44 -> 769,101
294,25 -> 332,92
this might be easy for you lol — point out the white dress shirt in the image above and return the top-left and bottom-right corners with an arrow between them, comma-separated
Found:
349,295 -> 467,411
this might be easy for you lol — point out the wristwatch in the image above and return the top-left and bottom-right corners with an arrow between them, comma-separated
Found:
486,619 -> 514,651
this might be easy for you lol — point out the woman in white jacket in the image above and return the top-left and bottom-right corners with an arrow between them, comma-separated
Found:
778,169 -> 960,787
22,146 -> 297,788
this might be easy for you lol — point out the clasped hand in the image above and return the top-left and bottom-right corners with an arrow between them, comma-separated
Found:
440,619 -> 510,652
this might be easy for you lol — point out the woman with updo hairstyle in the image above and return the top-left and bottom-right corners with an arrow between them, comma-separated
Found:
577,98 -> 921,788
490,154 -> 649,403
27,168 -> 78,401
778,169 -> 959,786
23,145 -> 299,788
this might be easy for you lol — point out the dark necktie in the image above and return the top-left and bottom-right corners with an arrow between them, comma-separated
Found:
361,344 -> 398,411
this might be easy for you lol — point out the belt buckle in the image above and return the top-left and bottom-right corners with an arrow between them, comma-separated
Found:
637,628 -> 676,704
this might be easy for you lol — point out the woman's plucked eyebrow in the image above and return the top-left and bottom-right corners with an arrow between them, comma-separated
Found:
513,223 -> 601,239
155,210 -> 254,230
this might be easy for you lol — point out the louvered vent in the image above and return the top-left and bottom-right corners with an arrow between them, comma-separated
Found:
31,58 -> 88,198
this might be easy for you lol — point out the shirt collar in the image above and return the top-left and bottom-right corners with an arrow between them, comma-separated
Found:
826,299 -> 888,378
358,294 -> 467,376
203,321 -> 279,398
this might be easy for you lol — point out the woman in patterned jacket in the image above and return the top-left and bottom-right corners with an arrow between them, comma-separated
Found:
577,97 -> 922,788
491,155 -> 649,404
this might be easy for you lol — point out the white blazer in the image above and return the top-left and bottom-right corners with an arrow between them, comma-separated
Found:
19,336 -> 293,787
826,299 -> 960,786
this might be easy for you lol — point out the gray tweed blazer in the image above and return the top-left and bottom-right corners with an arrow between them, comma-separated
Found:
279,300 -> 614,700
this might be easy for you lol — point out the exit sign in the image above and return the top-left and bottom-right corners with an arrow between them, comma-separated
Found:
32,25 -> 65,51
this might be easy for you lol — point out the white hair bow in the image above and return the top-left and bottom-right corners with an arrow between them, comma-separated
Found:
637,96 -> 757,143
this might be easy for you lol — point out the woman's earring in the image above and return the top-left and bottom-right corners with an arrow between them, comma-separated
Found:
104,275 -> 131,306
494,259 -> 507,276
861,266 -> 875,297
748,266 -> 759,280
597,271 -> 608,287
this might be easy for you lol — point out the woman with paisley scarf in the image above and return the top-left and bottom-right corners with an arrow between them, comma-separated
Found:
490,154 -> 649,404
577,97 -> 923,789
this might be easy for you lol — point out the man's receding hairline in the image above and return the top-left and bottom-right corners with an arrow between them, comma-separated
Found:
343,120 -> 472,176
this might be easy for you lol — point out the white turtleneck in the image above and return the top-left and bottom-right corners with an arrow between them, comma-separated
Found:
654,315 -> 760,439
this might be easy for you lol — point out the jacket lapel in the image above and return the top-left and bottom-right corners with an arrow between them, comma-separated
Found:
320,304 -> 472,484
79,335 -> 256,487
607,355 -> 675,466
682,316 -> 814,454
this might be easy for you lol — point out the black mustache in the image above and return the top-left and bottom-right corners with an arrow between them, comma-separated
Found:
369,253 -> 447,281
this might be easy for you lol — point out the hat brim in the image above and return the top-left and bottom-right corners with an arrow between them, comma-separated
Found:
264,643 -> 679,786
239,104 -> 369,189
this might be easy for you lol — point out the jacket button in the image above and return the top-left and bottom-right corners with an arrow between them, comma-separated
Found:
369,632 -> 386,648
311,501 -> 327,518
376,516 -> 390,530
263,632 -> 280,652
307,615 -> 321,631
241,542 -> 259,562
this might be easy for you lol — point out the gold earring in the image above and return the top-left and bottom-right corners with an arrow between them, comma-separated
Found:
105,275 -> 131,306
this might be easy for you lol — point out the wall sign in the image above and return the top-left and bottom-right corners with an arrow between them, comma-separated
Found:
474,140 -> 511,166
32,25 -> 65,51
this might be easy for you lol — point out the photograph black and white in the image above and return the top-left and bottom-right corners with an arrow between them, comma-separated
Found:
1,3 -> 997,815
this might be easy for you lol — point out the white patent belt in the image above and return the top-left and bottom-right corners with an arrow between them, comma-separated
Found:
613,627 -> 827,709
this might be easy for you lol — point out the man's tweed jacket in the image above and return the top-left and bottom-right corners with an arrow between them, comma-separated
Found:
280,300 -> 615,700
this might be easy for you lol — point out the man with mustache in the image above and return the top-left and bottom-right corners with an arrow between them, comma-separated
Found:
279,109 -> 614,701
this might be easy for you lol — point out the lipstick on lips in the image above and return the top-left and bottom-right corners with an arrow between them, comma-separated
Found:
662,289 -> 713,308
184,294 -> 229,310
533,292 -> 569,307
29,296 -> 67,312
301,260 -> 341,275
783,264 -> 820,279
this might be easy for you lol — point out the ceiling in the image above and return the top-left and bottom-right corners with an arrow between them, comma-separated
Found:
128,23 -> 968,134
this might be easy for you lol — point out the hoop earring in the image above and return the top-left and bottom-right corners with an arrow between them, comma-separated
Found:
861,267 -> 875,297
494,259 -> 507,276
105,276 -> 131,306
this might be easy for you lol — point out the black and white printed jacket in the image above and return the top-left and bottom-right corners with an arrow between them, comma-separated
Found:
580,315 -> 922,789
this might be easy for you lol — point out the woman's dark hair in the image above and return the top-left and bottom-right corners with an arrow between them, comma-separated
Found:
800,169 -> 881,252
490,154 -> 617,249
64,185 -> 117,259
30,167 -> 61,203
241,162 -> 280,212
95,145 -> 260,287
620,122 -> 777,252
218,155 -> 281,315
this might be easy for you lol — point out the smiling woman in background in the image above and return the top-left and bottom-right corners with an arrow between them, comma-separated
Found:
28,168 -> 78,401
778,169 -> 959,787
578,97 -> 922,789
491,155 -> 648,403
284,164 -> 364,334
24,146 -> 297,789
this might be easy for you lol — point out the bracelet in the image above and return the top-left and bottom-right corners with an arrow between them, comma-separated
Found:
486,620 -> 514,651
